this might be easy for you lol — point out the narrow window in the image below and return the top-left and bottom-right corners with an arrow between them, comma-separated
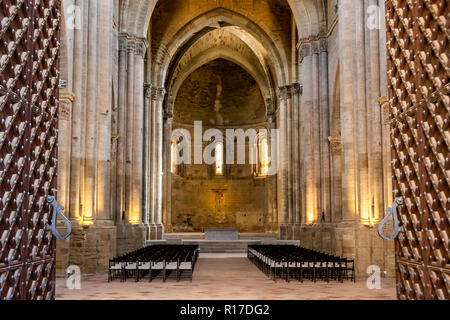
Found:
215,143 -> 223,175
171,140 -> 178,174
260,138 -> 269,176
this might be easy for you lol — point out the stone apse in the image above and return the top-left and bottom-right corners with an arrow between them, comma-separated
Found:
56,0 -> 395,277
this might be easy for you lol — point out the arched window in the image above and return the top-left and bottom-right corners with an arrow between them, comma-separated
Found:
252,134 -> 269,177
260,138 -> 269,176
215,142 -> 223,175
171,140 -> 178,174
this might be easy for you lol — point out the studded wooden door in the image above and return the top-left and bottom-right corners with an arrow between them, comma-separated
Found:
0,0 -> 61,300
385,0 -> 449,300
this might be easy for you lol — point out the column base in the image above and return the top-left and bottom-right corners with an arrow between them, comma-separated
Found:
278,224 -> 290,240
293,223 -> 302,240
149,223 -> 164,240
67,224 -> 117,275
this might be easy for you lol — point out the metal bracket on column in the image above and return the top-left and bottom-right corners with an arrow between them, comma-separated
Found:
46,196 -> 72,240
378,197 -> 404,241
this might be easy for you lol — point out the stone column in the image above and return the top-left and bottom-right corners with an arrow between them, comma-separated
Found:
300,43 -> 315,226
318,38 -> 331,225
96,0 -> 113,223
68,0 -> 87,222
149,87 -> 166,239
116,36 -> 128,224
58,92 -> 75,213
311,41 -> 320,225
265,99 -> 277,232
286,85 -> 294,239
125,39 -> 135,223
277,87 -> 289,239
131,39 -> 146,226
56,92 -> 74,275
143,83 -> 152,235
292,84 -> 302,238
83,0 -> 98,225
163,112 -> 173,233
339,1 -> 358,223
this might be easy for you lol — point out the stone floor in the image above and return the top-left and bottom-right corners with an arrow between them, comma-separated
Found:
56,258 -> 397,300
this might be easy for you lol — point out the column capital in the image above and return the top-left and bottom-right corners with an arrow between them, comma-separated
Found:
298,42 -> 311,62
292,83 -> 303,94
311,41 -> 320,55
135,39 -> 147,57
265,96 -> 275,115
144,83 -> 152,98
328,136 -> 342,153
151,86 -> 166,102
278,86 -> 288,101
127,40 -> 135,53
319,38 -> 328,53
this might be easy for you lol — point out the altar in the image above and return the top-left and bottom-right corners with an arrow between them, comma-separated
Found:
204,228 -> 239,240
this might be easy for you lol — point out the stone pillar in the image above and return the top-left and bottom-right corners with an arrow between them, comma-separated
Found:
96,0 -> 113,223
286,85 -> 294,239
149,87 -> 166,239
131,39 -> 146,226
300,43 -> 315,226
292,84 -> 302,238
68,0 -> 87,222
265,99 -> 278,233
82,0 -> 98,225
339,0 -> 358,224
58,92 -> 75,214
143,83 -> 152,236
311,41 -> 321,226
318,38 -> 331,225
277,87 -> 289,239
56,92 -> 74,275
125,39 -> 135,223
163,111 -> 173,233
116,36 -> 128,224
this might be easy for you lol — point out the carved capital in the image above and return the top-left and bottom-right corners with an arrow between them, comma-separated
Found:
319,38 -> 328,53
127,40 -> 135,54
311,41 -> 320,55
135,39 -> 147,57
299,43 -> 311,62
118,36 -> 128,52
292,83 -> 302,95
151,86 -> 166,102
144,83 -> 152,98
328,136 -> 342,153
278,86 -> 288,101
265,97 -> 275,115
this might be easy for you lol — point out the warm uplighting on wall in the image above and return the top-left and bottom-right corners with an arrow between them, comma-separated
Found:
252,136 -> 269,177
129,205 -> 140,225
260,138 -> 269,176
80,200 -> 94,226
361,197 -> 379,227
171,140 -> 177,174
307,211 -> 316,225
80,217 -> 93,226
215,143 -> 223,175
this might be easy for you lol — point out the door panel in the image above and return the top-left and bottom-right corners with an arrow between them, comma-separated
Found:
385,0 -> 449,300
0,0 -> 60,300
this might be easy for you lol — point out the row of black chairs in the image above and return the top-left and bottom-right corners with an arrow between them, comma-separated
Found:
108,245 -> 200,282
248,245 -> 355,283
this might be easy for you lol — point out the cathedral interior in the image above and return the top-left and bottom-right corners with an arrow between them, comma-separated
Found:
0,0 -> 448,300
